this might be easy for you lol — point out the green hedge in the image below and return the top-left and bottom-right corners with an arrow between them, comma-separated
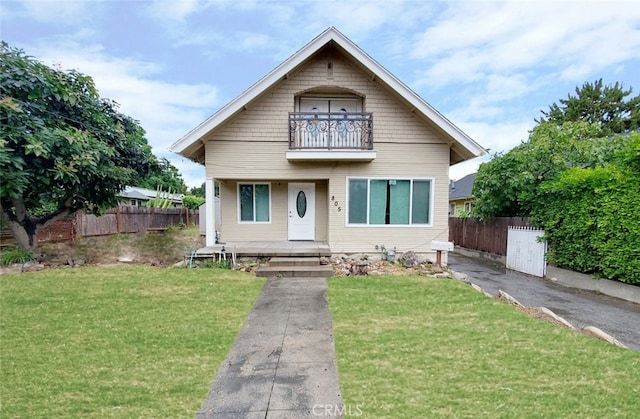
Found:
533,136 -> 640,284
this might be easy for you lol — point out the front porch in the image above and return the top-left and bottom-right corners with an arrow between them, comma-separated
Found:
196,241 -> 331,258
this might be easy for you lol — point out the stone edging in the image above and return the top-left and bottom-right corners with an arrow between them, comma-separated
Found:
451,271 -> 629,349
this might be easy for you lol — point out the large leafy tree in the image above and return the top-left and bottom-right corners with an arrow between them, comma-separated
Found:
139,157 -> 187,194
189,182 -> 205,198
473,121 -> 617,218
537,79 -> 639,134
474,80 -> 639,219
0,42 -> 156,250
188,181 -> 219,198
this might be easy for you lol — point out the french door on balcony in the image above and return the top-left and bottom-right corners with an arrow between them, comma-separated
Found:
297,97 -> 362,148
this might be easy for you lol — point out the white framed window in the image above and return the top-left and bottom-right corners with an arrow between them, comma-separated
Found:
464,201 -> 475,213
238,183 -> 271,223
347,177 -> 433,226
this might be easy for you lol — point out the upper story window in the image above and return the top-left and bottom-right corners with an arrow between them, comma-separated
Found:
297,96 -> 362,114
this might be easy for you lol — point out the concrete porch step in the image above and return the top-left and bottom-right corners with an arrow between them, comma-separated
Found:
255,265 -> 334,278
255,257 -> 333,278
268,257 -> 321,267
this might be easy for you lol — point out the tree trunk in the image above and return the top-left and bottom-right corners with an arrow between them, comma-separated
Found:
4,216 -> 36,250
2,206 -> 73,251
2,197 -> 75,251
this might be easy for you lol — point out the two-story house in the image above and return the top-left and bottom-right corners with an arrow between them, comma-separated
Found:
170,27 -> 486,261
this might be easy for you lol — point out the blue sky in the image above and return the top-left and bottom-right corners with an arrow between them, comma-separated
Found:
2,0 -> 640,188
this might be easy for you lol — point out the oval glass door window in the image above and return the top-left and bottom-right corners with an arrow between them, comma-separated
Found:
296,191 -> 307,218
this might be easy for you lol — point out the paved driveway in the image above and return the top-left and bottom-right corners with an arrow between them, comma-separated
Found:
448,253 -> 640,351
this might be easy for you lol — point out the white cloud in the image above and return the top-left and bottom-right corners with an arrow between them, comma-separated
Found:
457,119 -> 534,155
449,118 -> 534,181
235,32 -> 271,51
411,1 -> 640,88
9,0 -> 102,23
165,156 -> 205,190
449,157 -> 486,182
146,0 -> 202,22
24,38 -> 218,188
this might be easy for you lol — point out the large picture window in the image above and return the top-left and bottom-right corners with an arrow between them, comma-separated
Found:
347,178 -> 432,225
238,183 -> 270,223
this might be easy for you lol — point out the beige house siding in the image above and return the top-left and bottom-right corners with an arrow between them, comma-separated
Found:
206,46 -> 451,256
219,180 -> 328,242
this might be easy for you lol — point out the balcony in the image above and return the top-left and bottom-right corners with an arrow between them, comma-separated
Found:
287,112 -> 376,161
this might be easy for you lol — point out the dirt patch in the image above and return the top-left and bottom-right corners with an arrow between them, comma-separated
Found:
36,227 -> 205,268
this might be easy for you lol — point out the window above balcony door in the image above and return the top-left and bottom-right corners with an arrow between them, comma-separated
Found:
297,96 -> 362,115
286,94 -> 376,162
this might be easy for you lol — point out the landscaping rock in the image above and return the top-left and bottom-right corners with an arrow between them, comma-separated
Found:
498,290 -> 524,307
538,307 -> 576,330
349,261 -> 369,276
0,264 -> 24,275
399,251 -> 419,268
452,271 -> 469,282
470,283 -> 493,298
22,262 -> 45,272
582,326 -> 628,348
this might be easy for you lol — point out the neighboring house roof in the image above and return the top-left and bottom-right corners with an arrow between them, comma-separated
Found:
170,26 -> 487,165
449,173 -> 477,200
119,186 -> 184,204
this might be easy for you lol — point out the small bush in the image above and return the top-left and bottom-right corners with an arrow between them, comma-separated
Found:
200,259 -> 232,269
0,246 -> 34,266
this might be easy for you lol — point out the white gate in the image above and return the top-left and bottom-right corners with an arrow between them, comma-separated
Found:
506,226 -> 547,277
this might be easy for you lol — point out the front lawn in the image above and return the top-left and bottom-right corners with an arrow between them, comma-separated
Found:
0,266 -> 264,418
328,275 -> 640,418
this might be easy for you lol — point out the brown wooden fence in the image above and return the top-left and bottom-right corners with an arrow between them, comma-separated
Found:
1,206 -> 199,246
77,206 -> 198,236
1,216 -> 77,246
449,217 -> 532,256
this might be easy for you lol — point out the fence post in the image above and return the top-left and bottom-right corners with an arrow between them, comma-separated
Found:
115,206 -> 120,233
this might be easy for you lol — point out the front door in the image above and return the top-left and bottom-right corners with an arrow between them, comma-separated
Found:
288,183 -> 315,240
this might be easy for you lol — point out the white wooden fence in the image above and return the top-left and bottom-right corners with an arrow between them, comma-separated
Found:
506,226 -> 547,277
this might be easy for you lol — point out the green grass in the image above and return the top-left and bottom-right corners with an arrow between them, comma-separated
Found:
328,275 -> 640,418
1,266 -> 264,418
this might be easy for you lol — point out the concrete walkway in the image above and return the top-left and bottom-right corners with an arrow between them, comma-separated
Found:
196,278 -> 343,418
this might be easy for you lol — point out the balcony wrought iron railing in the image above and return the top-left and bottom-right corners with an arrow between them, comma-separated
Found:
288,112 -> 373,150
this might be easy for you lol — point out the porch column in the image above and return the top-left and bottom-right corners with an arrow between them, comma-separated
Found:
205,177 -> 216,247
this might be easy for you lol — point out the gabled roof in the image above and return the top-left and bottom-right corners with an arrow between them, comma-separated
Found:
170,27 -> 487,164
449,173 -> 477,200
